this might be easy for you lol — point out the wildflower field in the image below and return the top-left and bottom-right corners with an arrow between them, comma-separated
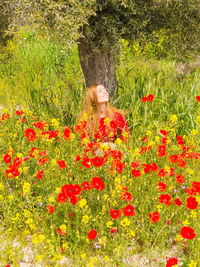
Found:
0,29 -> 200,266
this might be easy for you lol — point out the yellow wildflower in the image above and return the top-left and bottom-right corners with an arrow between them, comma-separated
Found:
35,254 -> 44,261
8,195 -> 14,201
82,138 -> 89,145
70,133 -> 75,139
80,253 -> 86,260
51,118 -> 59,128
129,230 -> 135,237
106,221 -> 113,228
175,234 -> 183,242
182,219 -> 190,226
190,129 -> 198,136
187,168 -> 194,175
146,130 -> 152,136
188,260 -> 197,267
79,199 -> 87,208
103,194 -> 108,200
120,217 -> 130,227
0,183 -> 5,191
155,136 -> 160,142
190,210 -> 197,218
48,196 -> 55,203
60,224 -> 67,233
56,187 -> 61,194
134,148 -> 140,157
82,215 -> 90,224
104,117 -> 110,126
104,256 -> 110,262
99,236 -> 106,245
115,138 -> 122,146
156,205 -> 162,212
169,114 -> 178,124
23,182 -> 31,194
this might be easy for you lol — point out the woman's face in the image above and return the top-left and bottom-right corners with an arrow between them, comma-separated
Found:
96,85 -> 109,104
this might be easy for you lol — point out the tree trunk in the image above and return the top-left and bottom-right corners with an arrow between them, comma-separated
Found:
78,37 -> 117,96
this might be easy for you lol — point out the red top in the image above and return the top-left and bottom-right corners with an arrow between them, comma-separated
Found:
94,112 -> 130,142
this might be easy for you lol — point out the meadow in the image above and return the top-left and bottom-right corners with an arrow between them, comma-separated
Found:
0,28 -> 200,266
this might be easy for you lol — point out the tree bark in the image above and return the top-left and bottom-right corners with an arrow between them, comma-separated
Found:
78,37 -> 117,96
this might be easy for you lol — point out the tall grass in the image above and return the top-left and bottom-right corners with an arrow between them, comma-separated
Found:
0,27 -> 200,133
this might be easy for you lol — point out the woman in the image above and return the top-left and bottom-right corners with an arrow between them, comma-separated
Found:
77,84 -> 130,146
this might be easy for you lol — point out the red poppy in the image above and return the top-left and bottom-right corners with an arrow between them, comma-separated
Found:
46,205 -> 55,213
75,155 -> 81,162
13,157 -> 22,167
3,153 -> 12,164
81,181 -> 91,191
120,191 -> 133,202
177,135 -> 184,145
131,169 -> 141,177
149,211 -> 160,223
151,162 -> 159,172
91,156 -> 105,167
88,229 -> 97,242
193,181 -> 200,194
63,127 -> 72,140
162,137 -> 168,145
157,145 -> 167,157
15,110 -> 24,116
160,129 -> 167,136
70,195 -> 79,205
175,174 -> 185,184
39,150 -> 47,157
5,166 -> 19,178
141,97 -> 148,102
38,157 -> 48,165
122,204 -> 135,216
24,128 -> 37,142
168,154 -> 179,163
158,169 -> 168,177
110,228 -> 117,234
2,113 -> 10,120
147,94 -> 154,102
112,159 -> 125,174
57,193 -> 67,203
131,160 -> 141,169
174,198 -> 182,206
159,194 -> 172,206
57,160 -> 66,169
61,184 -> 81,197
29,147 -> 39,158
166,257 -> 178,267
33,121 -> 48,130
186,197 -> 198,210
37,170 -> 44,180
196,96 -> 200,102
81,157 -> 91,168
143,164 -> 152,174
177,158 -> 186,168
90,177 -> 105,191
110,208 -> 122,219
57,228 -> 66,236
185,187 -> 197,196
169,167 -> 175,176
180,226 -> 196,240
157,182 -> 167,192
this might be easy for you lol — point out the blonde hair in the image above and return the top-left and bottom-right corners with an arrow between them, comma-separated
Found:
78,84 -> 122,140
